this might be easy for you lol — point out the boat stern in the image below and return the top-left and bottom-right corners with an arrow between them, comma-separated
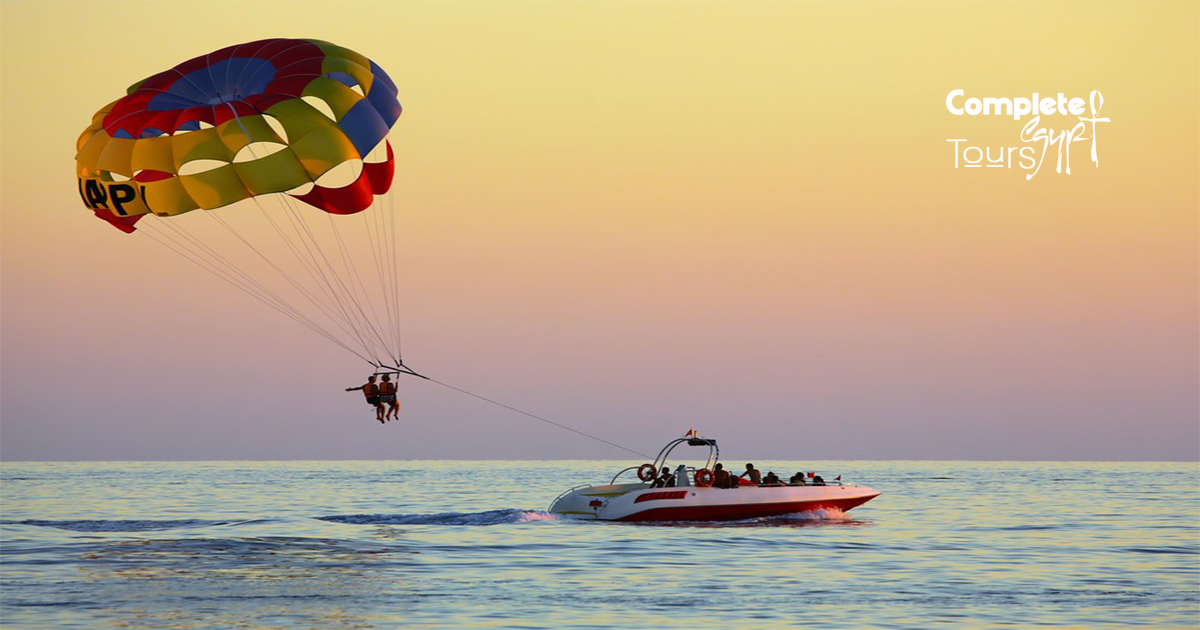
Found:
549,483 -> 646,519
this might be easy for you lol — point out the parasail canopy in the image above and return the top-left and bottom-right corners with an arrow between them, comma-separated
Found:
76,37 -> 402,231
76,38 -> 409,369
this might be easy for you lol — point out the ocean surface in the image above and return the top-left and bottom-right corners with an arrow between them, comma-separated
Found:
1,460 -> 1197,629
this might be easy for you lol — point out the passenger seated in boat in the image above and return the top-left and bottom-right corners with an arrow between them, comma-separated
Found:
762,471 -> 782,486
739,463 -> 762,485
650,467 -> 673,488
812,474 -> 826,486
789,472 -> 807,485
713,463 -> 731,488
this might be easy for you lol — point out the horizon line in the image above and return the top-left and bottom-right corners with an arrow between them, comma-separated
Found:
2,457 -> 1197,464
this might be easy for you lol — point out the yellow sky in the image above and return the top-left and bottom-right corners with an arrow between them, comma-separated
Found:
1,1 -> 1196,460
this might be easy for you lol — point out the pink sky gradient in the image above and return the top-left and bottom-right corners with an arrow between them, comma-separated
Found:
2,1 -> 1196,461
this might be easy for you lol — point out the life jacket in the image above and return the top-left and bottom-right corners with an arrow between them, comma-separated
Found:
379,381 -> 396,396
364,383 -> 379,397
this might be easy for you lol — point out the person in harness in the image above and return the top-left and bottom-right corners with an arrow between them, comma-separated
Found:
377,374 -> 399,421
346,375 -> 384,424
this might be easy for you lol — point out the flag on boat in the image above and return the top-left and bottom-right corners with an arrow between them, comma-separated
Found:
684,428 -> 699,438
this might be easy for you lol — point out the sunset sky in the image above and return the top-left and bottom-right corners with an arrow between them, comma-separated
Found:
1,1 -> 1196,461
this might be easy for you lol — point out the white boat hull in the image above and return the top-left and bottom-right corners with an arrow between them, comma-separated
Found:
550,483 -> 880,522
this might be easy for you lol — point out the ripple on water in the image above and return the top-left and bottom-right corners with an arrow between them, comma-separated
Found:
317,509 -> 559,526
0,519 -> 232,532
1,460 -> 1196,629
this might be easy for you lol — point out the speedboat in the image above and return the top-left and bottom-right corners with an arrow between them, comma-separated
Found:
549,436 -> 880,522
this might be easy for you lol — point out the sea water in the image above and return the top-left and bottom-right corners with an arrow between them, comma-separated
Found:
1,460 -> 1196,628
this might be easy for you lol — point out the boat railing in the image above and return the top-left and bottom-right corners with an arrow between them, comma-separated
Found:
609,466 -> 643,485
609,459 -> 859,489
612,465 -> 855,488
751,480 -> 853,488
548,483 -> 596,511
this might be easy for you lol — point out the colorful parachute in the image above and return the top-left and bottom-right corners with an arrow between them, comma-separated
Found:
77,39 -> 410,369
76,38 -> 401,233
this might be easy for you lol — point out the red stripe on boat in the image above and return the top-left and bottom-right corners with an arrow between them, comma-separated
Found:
620,494 -> 878,521
634,491 -> 688,503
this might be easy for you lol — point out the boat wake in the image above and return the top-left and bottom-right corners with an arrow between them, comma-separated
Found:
0,519 -> 242,532
637,507 -> 865,527
317,509 -> 560,526
770,507 -> 852,522
755,507 -> 863,526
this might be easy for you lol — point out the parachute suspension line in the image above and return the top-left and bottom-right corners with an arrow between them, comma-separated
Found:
276,196 -> 393,362
260,195 -> 386,364
375,190 -> 401,363
143,222 -> 368,362
138,221 -> 371,362
144,217 -> 325,332
139,221 -> 288,319
203,209 -> 377,359
367,188 -> 402,363
253,194 -> 382,363
206,210 -> 339,319
322,201 -> 396,361
229,115 -> 388,366
220,118 -> 384,365
249,196 -> 374,357
427,378 -> 653,459
276,195 -> 394,363
359,193 -> 400,363
387,187 -> 404,362
372,194 -> 400,357
150,215 -> 274,295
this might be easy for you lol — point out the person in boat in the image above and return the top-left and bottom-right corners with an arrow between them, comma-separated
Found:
762,471 -> 782,486
650,467 -> 673,488
739,463 -> 762,485
378,374 -> 399,421
812,474 -> 826,486
345,375 -> 384,423
789,471 -> 808,485
712,463 -> 731,489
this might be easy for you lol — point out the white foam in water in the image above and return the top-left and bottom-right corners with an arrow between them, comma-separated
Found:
512,510 -> 561,523
774,507 -> 852,523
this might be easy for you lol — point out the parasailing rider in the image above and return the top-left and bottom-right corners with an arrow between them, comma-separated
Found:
378,374 -> 400,421
346,375 -> 385,424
